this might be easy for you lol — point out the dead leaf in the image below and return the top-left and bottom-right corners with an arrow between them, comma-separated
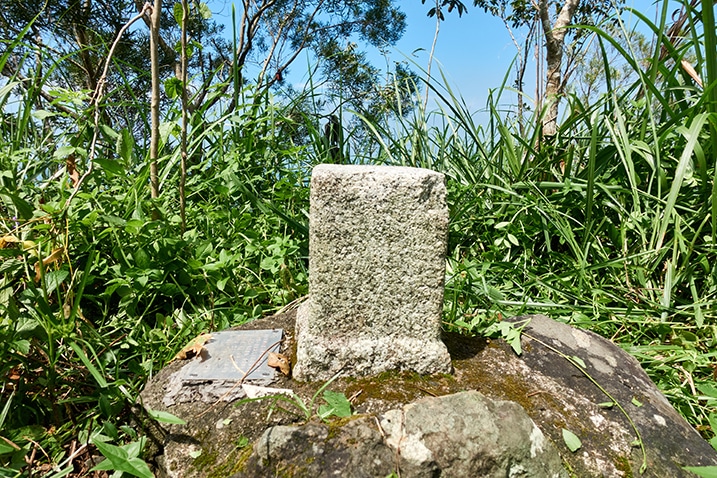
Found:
42,247 -> 65,266
34,247 -> 65,282
174,334 -> 212,361
681,59 -> 703,88
268,352 -> 290,376
0,235 -> 20,249
0,435 -> 20,451
66,154 -> 80,188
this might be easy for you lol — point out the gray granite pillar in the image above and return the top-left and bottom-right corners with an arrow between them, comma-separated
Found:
293,164 -> 452,381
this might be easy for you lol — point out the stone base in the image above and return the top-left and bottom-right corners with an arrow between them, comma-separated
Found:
293,301 -> 452,381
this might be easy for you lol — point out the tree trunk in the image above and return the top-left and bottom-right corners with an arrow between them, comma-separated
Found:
538,0 -> 579,138
149,0 -> 161,200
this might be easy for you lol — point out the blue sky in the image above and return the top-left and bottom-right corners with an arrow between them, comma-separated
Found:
210,1 -> 668,112
373,1 -> 663,110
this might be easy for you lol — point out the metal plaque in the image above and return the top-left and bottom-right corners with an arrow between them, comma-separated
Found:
179,329 -> 283,381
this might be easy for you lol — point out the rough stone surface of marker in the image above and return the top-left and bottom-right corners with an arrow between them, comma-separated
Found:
293,164 -> 452,381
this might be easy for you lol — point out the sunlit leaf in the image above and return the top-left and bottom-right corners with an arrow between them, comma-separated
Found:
44,269 -> 69,295
31,110 -> 55,120
683,466 -> 717,478
116,128 -> 134,164
697,384 -> 717,399
322,390 -> 352,418
172,2 -> 184,24
146,409 -> 187,425
91,440 -> 153,478
562,428 -> 582,452
571,356 -> 586,369
198,2 -> 211,19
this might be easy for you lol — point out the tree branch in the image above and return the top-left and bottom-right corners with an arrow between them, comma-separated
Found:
64,4 -> 152,209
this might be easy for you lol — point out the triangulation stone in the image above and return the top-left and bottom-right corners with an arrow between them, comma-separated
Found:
293,164 -> 452,381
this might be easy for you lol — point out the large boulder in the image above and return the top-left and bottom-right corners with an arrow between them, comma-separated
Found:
238,391 -> 566,477
139,311 -> 717,477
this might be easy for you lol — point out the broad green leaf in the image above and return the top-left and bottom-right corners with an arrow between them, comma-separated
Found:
11,339 -> 30,355
697,384 -> 717,399
631,397 -> 643,407
116,128 -> 134,163
95,158 -> 125,176
0,437 -> 19,455
683,466 -> 717,478
91,440 -> 128,468
133,248 -> 150,269
321,390 -> 352,418
505,328 -> 522,355
562,428 -> 582,452
317,404 -> 334,420
217,277 -> 228,292
31,109 -> 55,120
0,258 -> 23,275
159,121 -> 179,143
0,192 -> 33,219
708,413 -> 717,434
100,124 -> 118,140
164,77 -> 183,99
91,441 -> 153,478
123,436 -> 146,458
53,145 -> 77,159
120,457 -> 154,478
146,409 -> 187,425
172,2 -> 184,24
198,2 -> 211,19
486,285 -> 504,302
45,270 -> 69,295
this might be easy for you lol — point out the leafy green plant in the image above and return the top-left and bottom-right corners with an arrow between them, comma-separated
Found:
483,318 -> 531,355
90,437 -> 153,478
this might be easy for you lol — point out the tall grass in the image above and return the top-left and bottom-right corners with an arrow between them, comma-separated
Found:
354,0 -> 717,440
0,28 -> 315,472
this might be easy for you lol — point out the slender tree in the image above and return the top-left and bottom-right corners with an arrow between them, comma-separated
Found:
423,0 -> 622,138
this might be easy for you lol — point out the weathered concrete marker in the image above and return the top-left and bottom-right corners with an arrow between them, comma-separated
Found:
293,164 -> 452,381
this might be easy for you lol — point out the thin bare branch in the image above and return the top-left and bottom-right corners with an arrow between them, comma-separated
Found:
64,4 -> 152,210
